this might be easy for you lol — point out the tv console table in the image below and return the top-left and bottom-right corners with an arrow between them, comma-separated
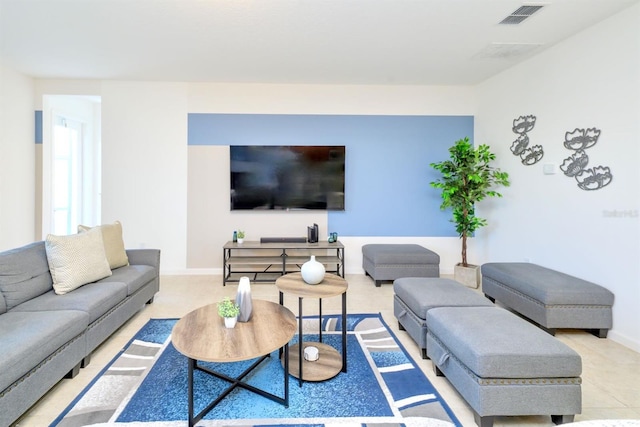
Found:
223,241 -> 345,286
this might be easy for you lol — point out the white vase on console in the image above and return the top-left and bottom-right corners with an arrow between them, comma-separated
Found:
301,255 -> 325,285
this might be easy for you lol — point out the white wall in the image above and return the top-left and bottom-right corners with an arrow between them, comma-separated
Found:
33,81 -> 190,271
188,83 -> 475,115
475,4 -> 640,351
30,81 -> 475,274
187,83 -> 477,275
0,65 -> 35,251
101,82 -> 189,272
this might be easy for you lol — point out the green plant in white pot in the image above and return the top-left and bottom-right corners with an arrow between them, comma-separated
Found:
217,297 -> 240,328
430,137 -> 510,288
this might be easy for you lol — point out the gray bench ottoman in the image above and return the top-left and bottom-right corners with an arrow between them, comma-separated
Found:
481,262 -> 614,338
362,244 -> 439,287
394,277 -> 493,359
427,306 -> 582,427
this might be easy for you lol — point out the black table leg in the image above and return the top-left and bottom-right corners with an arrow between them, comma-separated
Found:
284,342 -> 289,406
319,298 -> 323,343
342,292 -> 347,372
298,296 -> 303,387
188,358 -> 195,427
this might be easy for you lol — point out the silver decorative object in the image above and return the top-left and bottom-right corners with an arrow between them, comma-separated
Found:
512,115 -> 537,134
564,128 -> 600,151
561,127 -> 612,191
520,145 -> 544,165
511,115 -> 542,165
236,276 -> 253,322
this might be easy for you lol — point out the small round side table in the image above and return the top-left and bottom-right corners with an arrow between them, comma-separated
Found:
276,272 -> 348,386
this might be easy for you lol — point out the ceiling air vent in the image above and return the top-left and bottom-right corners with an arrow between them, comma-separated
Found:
499,4 -> 544,25
473,43 -> 544,60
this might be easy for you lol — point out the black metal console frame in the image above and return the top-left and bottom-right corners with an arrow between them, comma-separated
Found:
222,241 -> 345,286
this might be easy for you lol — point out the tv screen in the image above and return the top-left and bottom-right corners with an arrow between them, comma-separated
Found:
230,145 -> 345,211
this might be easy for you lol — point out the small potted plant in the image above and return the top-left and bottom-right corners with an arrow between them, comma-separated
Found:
236,230 -> 245,244
217,297 -> 240,328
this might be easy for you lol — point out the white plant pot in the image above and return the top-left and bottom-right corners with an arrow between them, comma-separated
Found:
237,238 -> 244,244
454,264 -> 481,289
224,316 -> 237,328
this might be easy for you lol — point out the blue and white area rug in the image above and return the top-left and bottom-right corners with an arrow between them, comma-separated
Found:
51,314 -> 461,427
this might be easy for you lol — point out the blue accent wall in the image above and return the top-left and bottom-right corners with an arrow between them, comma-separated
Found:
35,110 -> 43,144
188,113 -> 473,237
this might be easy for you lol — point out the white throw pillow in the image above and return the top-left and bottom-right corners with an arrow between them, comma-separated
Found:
78,221 -> 129,269
45,227 -> 112,295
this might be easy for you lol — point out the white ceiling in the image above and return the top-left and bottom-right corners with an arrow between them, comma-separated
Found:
1,0 -> 637,85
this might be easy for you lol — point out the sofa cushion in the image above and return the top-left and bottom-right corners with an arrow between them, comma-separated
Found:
12,281 -> 127,323
362,244 -> 440,264
481,262 -> 614,306
0,310 -> 89,393
394,277 -> 493,319
0,241 -> 53,311
99,264 -> 156,296
45,228 -> 112,295
78,221 -> 129,269
427,306 -> 582,379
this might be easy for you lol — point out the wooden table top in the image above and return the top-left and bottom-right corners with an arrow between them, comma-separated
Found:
275,272 -> 348,298
172,299 -> 296,363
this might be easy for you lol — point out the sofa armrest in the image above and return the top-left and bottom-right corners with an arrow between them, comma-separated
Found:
126,249 -> 161,272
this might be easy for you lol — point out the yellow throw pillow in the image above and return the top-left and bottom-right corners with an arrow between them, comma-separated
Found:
78,221 -> 129,269
45,227 -> 112,295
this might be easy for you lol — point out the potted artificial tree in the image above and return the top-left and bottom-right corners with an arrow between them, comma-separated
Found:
430,137 -> 510,288
217,297 -> 240,328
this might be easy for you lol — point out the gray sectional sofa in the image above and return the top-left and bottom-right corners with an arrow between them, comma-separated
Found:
0,239 -> 160,426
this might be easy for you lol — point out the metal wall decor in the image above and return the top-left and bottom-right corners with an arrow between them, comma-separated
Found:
511,115 -> 543,165
559,127 -> 613,191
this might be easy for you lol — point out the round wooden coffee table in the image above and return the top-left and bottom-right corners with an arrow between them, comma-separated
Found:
172,299 -> 296,427
276,272 -> 348,386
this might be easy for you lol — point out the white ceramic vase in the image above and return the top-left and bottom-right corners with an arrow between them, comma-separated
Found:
224,316 -> 237,328
301,255 -> 325,285
236,276 -> 253,322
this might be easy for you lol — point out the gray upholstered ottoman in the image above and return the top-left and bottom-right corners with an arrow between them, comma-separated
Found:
362,244 -> 439,287
481,262 -> 614,337
393,277 -> 493,358
427,306 -> 582,427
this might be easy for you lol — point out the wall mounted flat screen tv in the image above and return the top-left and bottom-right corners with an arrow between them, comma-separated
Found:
230,145 -> 345,211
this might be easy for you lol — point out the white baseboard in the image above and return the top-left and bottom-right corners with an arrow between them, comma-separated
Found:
607,330 -> 640,353
161,268 -> 222,275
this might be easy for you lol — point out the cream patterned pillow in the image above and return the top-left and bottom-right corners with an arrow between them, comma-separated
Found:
78,221 -> 129,269
45,227 -> 112,295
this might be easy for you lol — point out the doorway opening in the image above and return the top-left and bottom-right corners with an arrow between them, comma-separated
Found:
41,95 -> 101,237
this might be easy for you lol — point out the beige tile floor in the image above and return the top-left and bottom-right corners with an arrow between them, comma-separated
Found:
14,274 -> 640,427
